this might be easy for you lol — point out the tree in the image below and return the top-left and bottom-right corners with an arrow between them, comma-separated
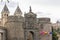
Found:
57,28 -> 60,34
52,27 -> 58,40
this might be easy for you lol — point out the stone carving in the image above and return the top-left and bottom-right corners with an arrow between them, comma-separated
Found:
0,4 -> 52,40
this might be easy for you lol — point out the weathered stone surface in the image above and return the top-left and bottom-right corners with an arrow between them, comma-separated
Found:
5,16 -> 24,40
0,4 -> 52,40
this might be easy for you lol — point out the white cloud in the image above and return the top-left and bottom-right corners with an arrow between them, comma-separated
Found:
0,0 -> 60,23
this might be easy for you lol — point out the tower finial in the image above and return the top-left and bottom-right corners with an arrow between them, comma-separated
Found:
1,4 -> 9,13
14,5 -> 22,16
29,6 -> 32,12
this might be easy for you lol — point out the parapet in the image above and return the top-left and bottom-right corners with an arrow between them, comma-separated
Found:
7,16 -> 24,22
7,16 -> 18,22
0,26 -> 6,30
38,18 -> 50,23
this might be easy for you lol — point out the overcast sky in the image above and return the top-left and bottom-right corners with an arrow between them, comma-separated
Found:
0,0 -> 60,23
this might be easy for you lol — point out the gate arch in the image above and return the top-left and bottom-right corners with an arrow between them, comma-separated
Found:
27,31 -> 34,40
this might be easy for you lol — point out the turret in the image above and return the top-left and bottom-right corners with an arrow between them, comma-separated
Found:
14,6 -> 22,17
1,4 -> 9,26
24,6 -> 37,28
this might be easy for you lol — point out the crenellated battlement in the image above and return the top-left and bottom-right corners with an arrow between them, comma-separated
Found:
0,4 -> 52,40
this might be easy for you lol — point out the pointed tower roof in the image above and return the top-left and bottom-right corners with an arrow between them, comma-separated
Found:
14,6 -> 22,15
1,4 -> 9,13
29,6 -> 32,12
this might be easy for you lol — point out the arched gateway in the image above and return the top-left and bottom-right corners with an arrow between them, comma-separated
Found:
24,6 -> 39,40
27,31 -> 34,40
0,26 -> 6,40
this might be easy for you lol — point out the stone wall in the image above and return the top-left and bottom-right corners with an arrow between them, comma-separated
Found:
39,24 -> 52,40
4,16 -> 24,40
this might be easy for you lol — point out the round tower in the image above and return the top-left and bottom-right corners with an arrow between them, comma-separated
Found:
1,4 -> 10,26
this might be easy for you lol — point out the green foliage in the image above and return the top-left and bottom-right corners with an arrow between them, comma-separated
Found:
57,28 -> 60,34
52,27 -> 58,40
52,31 -> 57,36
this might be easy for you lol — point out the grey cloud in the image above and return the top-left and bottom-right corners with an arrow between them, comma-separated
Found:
7,2 -> 17,8
0,2 -> 18,15
27,0 -> 60,6
36,12 -> 51,16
